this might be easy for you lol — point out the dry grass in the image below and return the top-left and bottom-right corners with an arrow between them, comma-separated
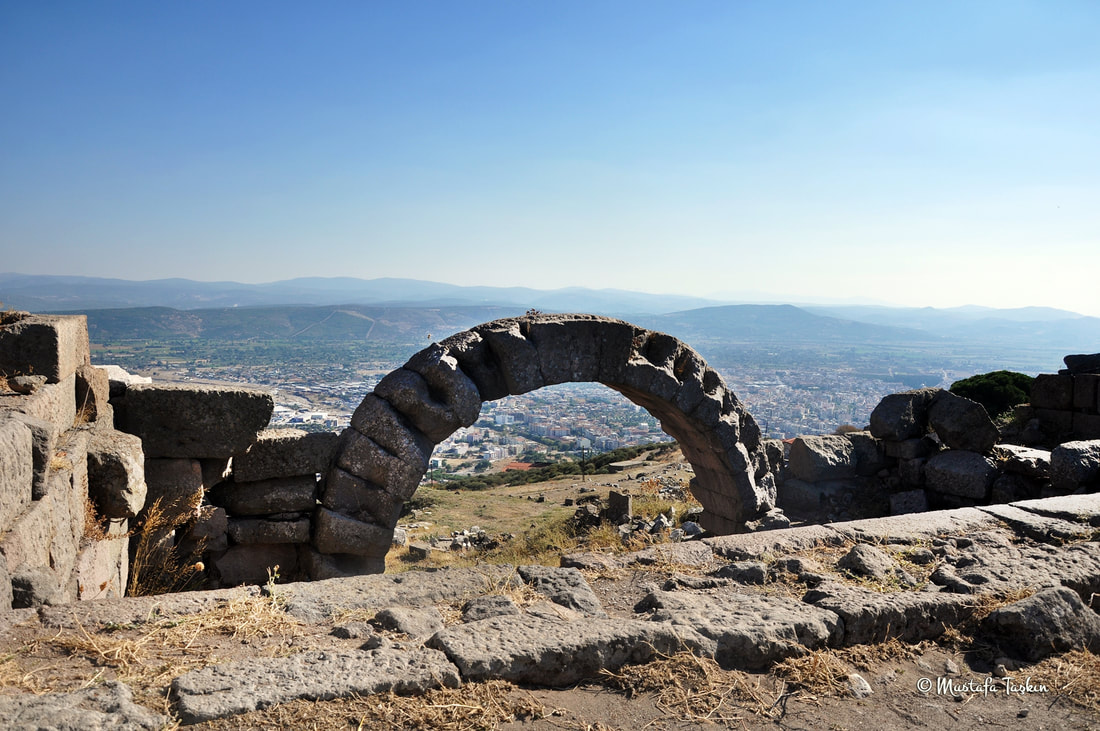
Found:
600,652 -> 776,723
48,454 -> 73,472
14,592 -> 307,698
127,497 -> 207,596
839,637 -> 921,671
772,650 -> 852,697
1030,649 -> 1100,712
83,495 -> 112,541
965,586 -> 1036,623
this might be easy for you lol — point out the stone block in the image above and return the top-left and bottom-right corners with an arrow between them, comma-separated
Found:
869,388 -> 937,441
211,475 -> 317,516
477,321 -> 546,395
426,613 -> 707,684
924,451 -> 998,499
99,365 -> 152,397
1031,373 -> 1074,410
788,435 -> 856,482
172,647 -> 457,724
1072,412 -> 1100,440
1050,440 -> 1100,491
75,535 -> 130,600
231,428 -> 339,482
897,457 -> 926,487
115,383 -> 273,458
302,550 -> 385,580
212,543 -> 299,587
1034,408 -> 1073,435
11,565 -> 67,607
0,314 -> 89,384
928,390 -> 999,453
0,495 -> 52,574
143,458 -> 204,533
0,417 -> 33,531
804,582 -> 972,645
75,364 -> 112,427
320,468 -> 403,526
180,505 -> 228,554
1,374 -> 77,432
348,395 -> 432,472
374,369 -> 471,444
847,431 -> 887,476
778,478 -> 831,513
87,429 -> 146,519
1074,374 -> 1100,411
883,436 -> 936,460
526,316 -> 606,386
401,344 -> 484,429
8,412 -> 59,500
228,517 -> 310,545
605,490 -> 632,522
313,507 -> 392,557
990,474 -> 1037,503
889,489 -> 928,515
335,428 -> 424,501
45,477 -> 79,584
993,444 -> 1051,480
56,429 -> 90,548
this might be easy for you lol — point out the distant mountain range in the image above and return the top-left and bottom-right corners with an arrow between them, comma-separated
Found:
0,273 -> 723,314
3,273 -> 1098,356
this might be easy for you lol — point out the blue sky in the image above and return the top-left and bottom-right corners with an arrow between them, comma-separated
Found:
2,1 -> 1098,315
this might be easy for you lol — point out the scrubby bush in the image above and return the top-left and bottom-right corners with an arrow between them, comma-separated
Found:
950,370 -> 1034,418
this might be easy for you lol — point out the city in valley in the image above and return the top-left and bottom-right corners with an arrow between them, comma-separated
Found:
108,352 -> 956,480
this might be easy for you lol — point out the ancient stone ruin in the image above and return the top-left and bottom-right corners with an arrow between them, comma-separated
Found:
2,310 -> 1100,602
2,310 -> 1100,728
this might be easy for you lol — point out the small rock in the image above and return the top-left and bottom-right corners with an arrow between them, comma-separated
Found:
847,673 -> 873,698
837,544 -> 898,581
945,658 -> 960,675
9,375 -> 48,394
331,622 -> 373,640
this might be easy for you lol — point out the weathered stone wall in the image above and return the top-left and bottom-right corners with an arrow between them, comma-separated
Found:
1026,355 -> 1100,442
0,313 -> 134,607
775,381 -> 1100,521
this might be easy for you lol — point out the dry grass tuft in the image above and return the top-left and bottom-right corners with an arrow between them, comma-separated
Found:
966,586 -> 1036,623
365,680 -> 546,730
1029,649 -> 1100,712
83,496 -> 112,541
772,650 -> 852,697
601,652 -> 775,723
127,496 -> 206,596
839,637 -> 921,671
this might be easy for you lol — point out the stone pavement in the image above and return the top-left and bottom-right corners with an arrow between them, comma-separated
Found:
1,493 -> 1098,727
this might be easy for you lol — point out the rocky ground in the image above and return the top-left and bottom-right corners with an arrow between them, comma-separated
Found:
2,493 -> 1099,730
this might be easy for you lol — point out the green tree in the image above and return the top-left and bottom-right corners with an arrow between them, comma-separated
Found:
950,370 -> 1034,418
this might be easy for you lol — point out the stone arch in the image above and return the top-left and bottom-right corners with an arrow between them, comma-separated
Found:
312,314 -> 774,577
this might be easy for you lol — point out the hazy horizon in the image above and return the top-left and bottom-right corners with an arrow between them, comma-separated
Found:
2,2 -> 1097,316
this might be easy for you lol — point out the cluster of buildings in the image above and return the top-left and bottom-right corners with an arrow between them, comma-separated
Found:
120,355 -> 950,459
